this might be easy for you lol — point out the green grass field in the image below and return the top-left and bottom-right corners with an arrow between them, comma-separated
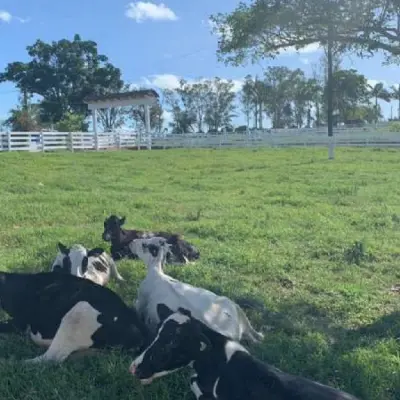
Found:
0,147 -> 399,400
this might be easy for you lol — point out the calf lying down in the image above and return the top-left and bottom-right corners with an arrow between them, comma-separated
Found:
102,215 -> 200,265
0,271 -> 148,363
130,237 -> 263,342
51,242 -> 124,286
130,305 -> 360,400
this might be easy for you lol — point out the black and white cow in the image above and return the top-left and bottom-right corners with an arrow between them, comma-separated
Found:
0,271 -> 148,363
51,242 -> 124,286
102,215 -> 200,265
129,237 -> 264,342
129,305 -> 360,400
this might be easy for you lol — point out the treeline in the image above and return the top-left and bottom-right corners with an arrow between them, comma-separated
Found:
0,35 -> 397,133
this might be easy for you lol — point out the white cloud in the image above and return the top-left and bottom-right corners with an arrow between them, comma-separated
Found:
0,10 -> 30,23
15,16 -> 30,23
143,74 -> 181,90
0,10 -> 12,22
140,74 -> 244,93
125,2 -> 178,23
367,79 -> 388,88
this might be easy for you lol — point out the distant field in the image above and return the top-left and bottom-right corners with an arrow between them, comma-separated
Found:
0,147 -> 399,399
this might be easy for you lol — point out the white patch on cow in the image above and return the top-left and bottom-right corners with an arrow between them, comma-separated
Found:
68,245 -> 88,277
113,316 -> 118,322
224,340 -> 248,362
29,330 -> 53,347
190,379 -> 204,400
212,377 -> 220,399
24,301 -> 102,363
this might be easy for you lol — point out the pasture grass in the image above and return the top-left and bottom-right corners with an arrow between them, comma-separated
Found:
0,147 -> 399,399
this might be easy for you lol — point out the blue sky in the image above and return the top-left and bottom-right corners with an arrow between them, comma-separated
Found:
0,0 -> 399,128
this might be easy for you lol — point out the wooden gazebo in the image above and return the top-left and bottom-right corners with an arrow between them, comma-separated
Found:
84,89 -> 159,149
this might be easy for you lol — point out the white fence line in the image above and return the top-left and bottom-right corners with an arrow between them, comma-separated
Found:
1,128 -> 400,152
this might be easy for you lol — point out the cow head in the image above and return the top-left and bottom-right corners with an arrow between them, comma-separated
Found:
102,215 -> 126,242
129,304 -> 211,384
51,242 -> 105,277
129,237 -> 170,267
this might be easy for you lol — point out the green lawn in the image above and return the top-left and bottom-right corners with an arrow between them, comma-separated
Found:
0,147 -> 399,400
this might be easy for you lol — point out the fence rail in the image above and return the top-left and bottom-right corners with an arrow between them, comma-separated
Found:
1,128 -> 400,152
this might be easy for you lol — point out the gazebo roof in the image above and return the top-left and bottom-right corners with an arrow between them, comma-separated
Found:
84,89 -> 159,110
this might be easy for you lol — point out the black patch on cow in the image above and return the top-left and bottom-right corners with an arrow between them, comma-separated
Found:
60,255 -> 72,274
148,244 -> 159,258
91,260 -> 108,273
81,257 -> 89,275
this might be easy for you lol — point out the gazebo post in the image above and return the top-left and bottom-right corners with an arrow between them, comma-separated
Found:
144,104 -> 151,150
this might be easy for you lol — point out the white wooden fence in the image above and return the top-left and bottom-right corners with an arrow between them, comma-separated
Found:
1,127 -> 400,152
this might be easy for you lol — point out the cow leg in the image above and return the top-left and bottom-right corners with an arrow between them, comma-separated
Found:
24,301 -> 101,364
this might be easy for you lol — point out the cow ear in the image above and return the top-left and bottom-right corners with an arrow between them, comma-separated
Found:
58,242 -> 69,255
119,216 -> 126,226
87,247 -> 104,258
156,303 -> 174,322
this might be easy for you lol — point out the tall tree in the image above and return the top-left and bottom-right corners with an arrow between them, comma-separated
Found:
97,84 -> 131,132
390,84 -> 400,119
204,78 -> 237,132
240,75 -> 254,129
184,81 -> 211,133
210,0 -> 400,157
5,92 -> 41,131
328,69 -> 369,123
0,34 -> 123,124
163,88 -> 196,134
368,82 -> 391,124
263,66 -> 299,129
130,102 -> 164,133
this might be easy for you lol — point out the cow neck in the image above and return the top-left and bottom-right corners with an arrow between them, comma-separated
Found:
147,250 -> 168,276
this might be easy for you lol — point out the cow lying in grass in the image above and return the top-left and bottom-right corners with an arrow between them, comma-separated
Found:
130,305 -> 360,400
50,242 -> 124,286
0,271 -> 148,363
102,215 -> 200,265
129,237 -> 263,342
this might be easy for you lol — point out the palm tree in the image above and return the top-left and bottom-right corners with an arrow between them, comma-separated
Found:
390,84 -> 400,120
368,82 -> 391,125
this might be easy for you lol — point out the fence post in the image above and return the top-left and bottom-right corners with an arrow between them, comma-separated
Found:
7,131 -> 11,151
116,132 -> 121,149
40,131 -> 45,152
69,132 -> 74,152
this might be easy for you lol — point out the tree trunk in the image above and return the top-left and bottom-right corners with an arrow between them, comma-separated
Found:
327,20 -> 334,160
258,102 -> 263,129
